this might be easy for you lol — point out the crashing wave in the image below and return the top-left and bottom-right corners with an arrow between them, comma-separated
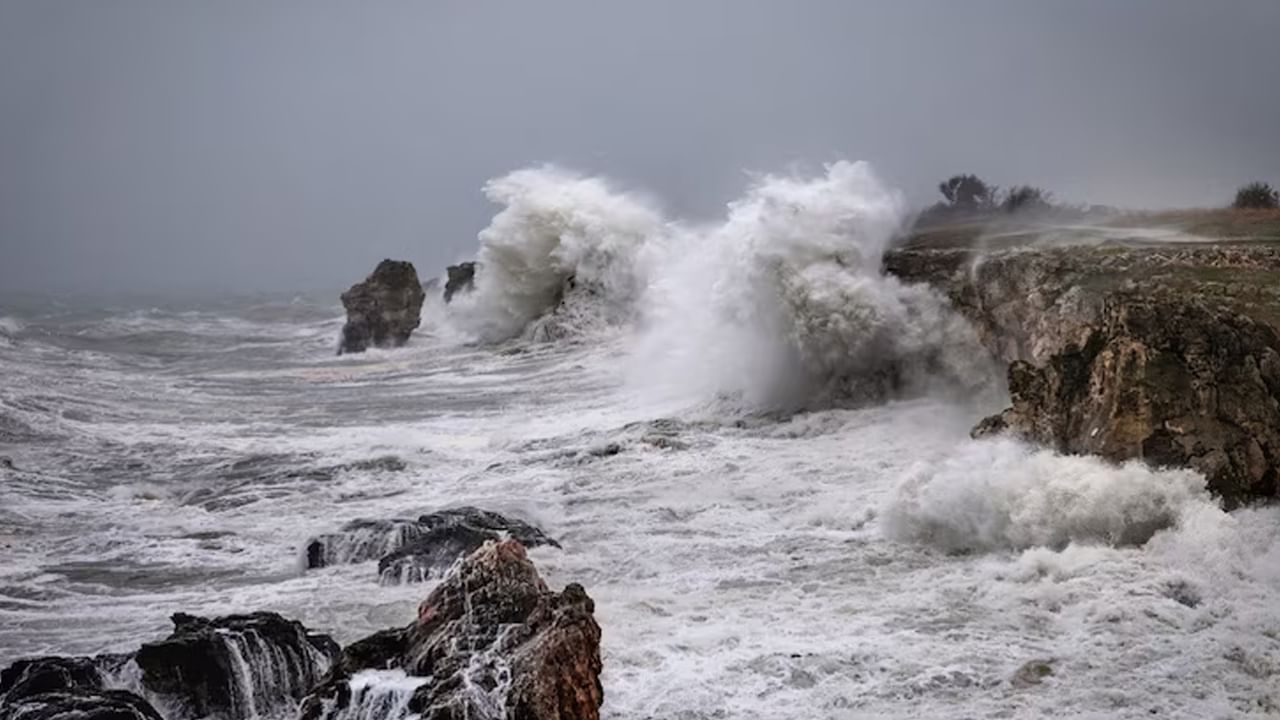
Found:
449,166 -> 666,343
632,161 -> 995,410
882,437 -> 1214,552
446,161 -> 995,410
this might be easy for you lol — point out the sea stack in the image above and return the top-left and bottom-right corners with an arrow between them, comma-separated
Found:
338,259 -> 426,354
443,261 -> 476,303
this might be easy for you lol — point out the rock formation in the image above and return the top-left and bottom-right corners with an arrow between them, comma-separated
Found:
304,507 -> 561,584
338,259 -> 426,354
134,611 -> 340,719
0,656 -> 160,720
300,539 -> 602,720
885,239 -> 1280,505
443,262 -> 476,303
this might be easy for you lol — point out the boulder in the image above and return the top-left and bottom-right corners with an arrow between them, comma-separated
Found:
303,507 -> 560,584
300,539 -> 602,720
305,518 -> 426,570
338,259 -> 426,354
134,612 -> 339,720
443,262 -> 476,303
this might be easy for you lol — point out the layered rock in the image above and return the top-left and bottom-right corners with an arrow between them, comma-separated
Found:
885,239 -> 1280,504
304,507 -> 560,584
134,611 -> 340,719
300,539 -> 602,720
338,259 -> 426,354
443,262 -> 476,303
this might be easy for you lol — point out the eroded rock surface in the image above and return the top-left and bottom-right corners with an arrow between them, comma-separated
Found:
338,259 -> 426,354
885,240 -> 1280,504
134,612 -> 339,719
301,539 -> 602,720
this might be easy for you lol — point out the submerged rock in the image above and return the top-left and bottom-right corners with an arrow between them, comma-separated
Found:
134,612 -> 339,720
304,507 -> 560,584
338,259 -> 426,354
886,240 -> 1280,505
300,539 -> 602,720
443,262 -> 476,303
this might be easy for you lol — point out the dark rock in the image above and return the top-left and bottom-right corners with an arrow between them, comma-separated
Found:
134,611 -> 339,720
0,657 -> 104,702
1,690 -> 163,720
305,518 -> 427,570
306,507 -> 560,583
0,656 -> 159,720
301,540 -> 602,720
378,507 -> 560,584
338,259 -> 426,355
443,262 -> 476,303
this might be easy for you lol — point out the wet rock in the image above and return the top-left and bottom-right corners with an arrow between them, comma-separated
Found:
301,539 -> 602,720
1,690 -> 163,720
134,611 -> 339,720
1,657 -> 105,702
305,507 -> 560,583
886,241 -> 1280,505
305,518 -> 426,570
338,259 -> 426,355
443,262 -> 476,303
377,507 -> 561,584
0,655 -> 159,720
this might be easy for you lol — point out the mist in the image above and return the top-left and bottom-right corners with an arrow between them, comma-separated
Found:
2,0 -> 1279,295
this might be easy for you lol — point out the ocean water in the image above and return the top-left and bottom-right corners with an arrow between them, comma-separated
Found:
2,163 -> 1278,719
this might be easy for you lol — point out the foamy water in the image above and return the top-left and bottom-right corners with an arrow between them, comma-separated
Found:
1,164 -> 1278,719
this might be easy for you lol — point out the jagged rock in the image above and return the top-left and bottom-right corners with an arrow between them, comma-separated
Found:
304,507 -> 560,583
1,690 -> 163,720
338,259 -> 426,354
0,657 -> 105,701
0,655 -> 160,720
886,241 -> 1280,505
134,612 -> 339,720
300,540 -> 602,720
443,262 -> 476,303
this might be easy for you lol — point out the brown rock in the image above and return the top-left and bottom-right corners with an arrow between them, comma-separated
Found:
301,539 -> 602,720
886,241 -> 1280,505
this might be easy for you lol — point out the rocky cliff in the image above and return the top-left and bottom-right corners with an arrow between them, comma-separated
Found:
885,238 -> 1280,506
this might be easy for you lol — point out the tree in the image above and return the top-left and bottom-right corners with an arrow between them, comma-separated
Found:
1002,185 -> 1054,214
938,175 -> 998,211
1233,182 -> 1279,210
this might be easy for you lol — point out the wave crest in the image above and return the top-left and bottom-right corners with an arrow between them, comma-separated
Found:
883,438 -> 1214,552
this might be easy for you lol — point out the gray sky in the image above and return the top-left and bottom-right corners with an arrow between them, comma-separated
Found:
3,1 -> 1279,294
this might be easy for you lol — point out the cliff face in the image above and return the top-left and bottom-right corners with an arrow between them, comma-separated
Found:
885,241 -> 1280,505
338,260 -> 426,354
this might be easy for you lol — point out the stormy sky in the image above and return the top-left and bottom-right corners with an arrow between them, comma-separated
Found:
2,1 -> 1279,294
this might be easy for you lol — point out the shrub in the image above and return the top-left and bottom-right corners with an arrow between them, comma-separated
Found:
1002,185 -> 1054,214
938,175 -> 999,211
1233,182 -> 1279,210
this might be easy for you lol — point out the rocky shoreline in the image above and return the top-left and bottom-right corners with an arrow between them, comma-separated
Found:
885,231 -> 1280,506
0,537 -> 600,720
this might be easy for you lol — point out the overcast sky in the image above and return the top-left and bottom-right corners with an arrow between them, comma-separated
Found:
3,1 -> 1279,294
